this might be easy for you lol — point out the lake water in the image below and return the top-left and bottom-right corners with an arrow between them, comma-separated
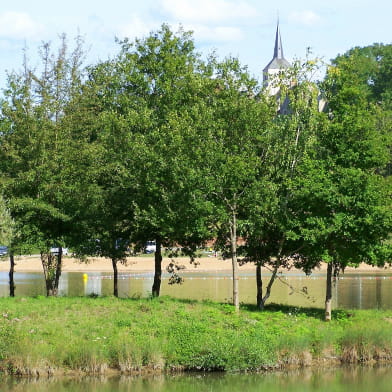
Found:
1,268 -> 392,309
2,366 -> 392,391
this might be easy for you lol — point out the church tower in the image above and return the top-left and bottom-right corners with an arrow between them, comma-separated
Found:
263,21 -> 291,95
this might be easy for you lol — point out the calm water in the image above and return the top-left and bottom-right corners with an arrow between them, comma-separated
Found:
2,366 -> 392,391
1,268 -> 392,309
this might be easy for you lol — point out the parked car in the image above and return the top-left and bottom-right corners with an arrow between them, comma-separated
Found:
50,247 -> 69,256
145,241 -> 156,254
0,246 -> 8,257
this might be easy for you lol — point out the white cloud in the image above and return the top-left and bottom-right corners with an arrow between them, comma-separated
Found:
288,10 -> 322,26
0,11 -> 44,40
161,0 -> 257,23
117,16 -> 242,44
157,0 -> 255,44
117,15 -> 159,40
184,24 -> 243,42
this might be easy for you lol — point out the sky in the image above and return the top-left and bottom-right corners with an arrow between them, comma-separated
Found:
0,0 -> 391,89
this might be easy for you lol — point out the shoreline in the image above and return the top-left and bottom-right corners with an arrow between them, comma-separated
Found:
1,255 -> 391,275
0,357 -> 383,378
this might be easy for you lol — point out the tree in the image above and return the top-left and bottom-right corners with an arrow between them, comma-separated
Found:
57,56 -> 139,297
65,25 -> 215,297
93,25 -> 216,297
289,51 -> 392,321
0,194 -> 16,296
328,44 -> 392,107
326,44 -> 392,177
190,57 -> 275,310
0,35 -> 86,296
237,58 -> 326,310
240,53 -> 391,316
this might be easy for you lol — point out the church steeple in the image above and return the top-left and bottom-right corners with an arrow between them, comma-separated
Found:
273,21 -> 285,60
263,20 -> 291,93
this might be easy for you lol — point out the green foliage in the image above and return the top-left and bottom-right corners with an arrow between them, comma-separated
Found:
290,48 -> 392,275
0,195 -> 13,247
324,43 -> 392,108
0,34 -> 87,256
186,54 -> 275,308
72,25 -> 219,275
237,58 -> 328,309
322,43 -> 392,177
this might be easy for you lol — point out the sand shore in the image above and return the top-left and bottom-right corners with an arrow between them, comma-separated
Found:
0,254 -> 390,275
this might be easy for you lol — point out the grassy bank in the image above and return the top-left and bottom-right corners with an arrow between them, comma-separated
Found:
1,296 -> 392,376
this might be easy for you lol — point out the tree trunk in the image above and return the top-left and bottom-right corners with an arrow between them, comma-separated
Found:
54,246 -> 62,293
262,266 -> 278,305
152,238 -> 162,297
42,252 -> 55,296
256,263 -> 263,310
258,243 -> 284,310
9,253 -> 15,297
257,264 -> 279,310
112,258 -> 118,297
230,210 -> 239,311
41,249 -> 62,297
325,262 -> 333,321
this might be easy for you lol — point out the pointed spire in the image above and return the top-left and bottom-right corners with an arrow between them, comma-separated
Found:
263,19 -> 290,73
273,21 -> 285,59
263,19 -> 291,92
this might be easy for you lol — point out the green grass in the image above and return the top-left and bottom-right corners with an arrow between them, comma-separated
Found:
1,296 -> 392,375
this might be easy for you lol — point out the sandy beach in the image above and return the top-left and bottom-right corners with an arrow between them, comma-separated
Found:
0,254 -> 390,275
0,255 -> 253,273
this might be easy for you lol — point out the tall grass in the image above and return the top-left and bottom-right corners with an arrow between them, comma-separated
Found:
1,297 -> 392,375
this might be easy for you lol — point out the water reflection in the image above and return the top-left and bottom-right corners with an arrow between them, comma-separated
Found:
0,272 -> 44,297
2,270 -> 392,310
3,366 -> 392,392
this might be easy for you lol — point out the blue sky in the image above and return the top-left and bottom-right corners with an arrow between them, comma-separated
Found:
0,0 -> 391,88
